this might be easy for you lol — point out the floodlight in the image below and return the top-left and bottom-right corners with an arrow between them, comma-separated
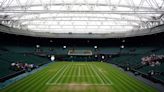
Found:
122,40 -> 125,43
50,40 -> 53,43
51,55 -> 55,61
121,45 -> 124,49
36,45 -> 40,48
94,46 -> 97,49
102,55 -> 105,59
63,46 -> 67,49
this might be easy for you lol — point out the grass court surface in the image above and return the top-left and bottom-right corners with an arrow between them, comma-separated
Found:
0,62 -> 158,92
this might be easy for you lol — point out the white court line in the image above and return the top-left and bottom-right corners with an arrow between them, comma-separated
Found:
88,64 -> 105,85
61,76 -> 94,78
93,65 -> 113,85
62,75 -> 95,77
46,63 -> 113,86
52,64 -> 72,84
46,65 -> 67,85
47,83 -> 112,86
78,66 -> 80,77
46,65 -> 68,84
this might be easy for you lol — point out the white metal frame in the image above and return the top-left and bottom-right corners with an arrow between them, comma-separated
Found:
0,0 -> 164,37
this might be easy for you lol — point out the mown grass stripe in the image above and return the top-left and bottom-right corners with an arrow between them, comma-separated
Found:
10,67 -> 51,92
103,63 -> 154,92
63,63 -> 73,84
53,64 -> 71,84
85,63 -> 90,83
93,64 -> 113,85
89,64 -> 105,85
102,63 -> 149,92
0,62 -> 158,92
14,70 -> 48,92
46,64 -> 67,84
86,63 -> 97,84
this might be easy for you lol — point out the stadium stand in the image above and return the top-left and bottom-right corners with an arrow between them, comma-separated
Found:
4,46 -> 35,53
0,31 -> 164,88
0,50 -> 49,81
108,46 -> 164,84
0,59 -> 15,78
1,0 -> 164,91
